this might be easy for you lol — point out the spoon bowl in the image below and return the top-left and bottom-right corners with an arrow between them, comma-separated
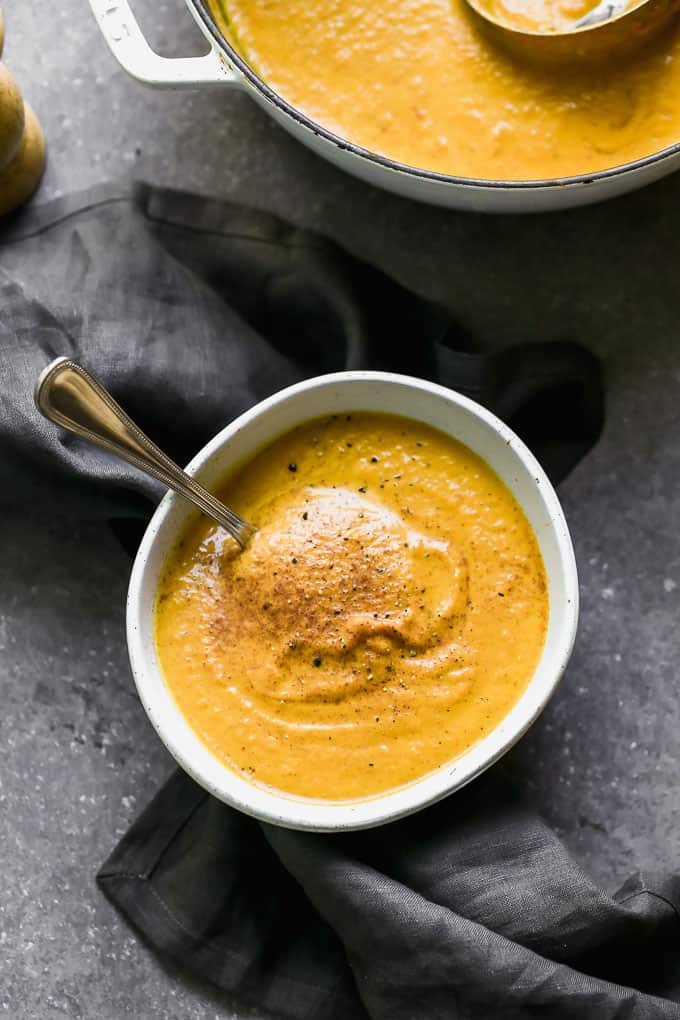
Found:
35,357 -> 255,550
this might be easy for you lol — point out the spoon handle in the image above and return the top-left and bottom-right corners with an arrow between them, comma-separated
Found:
34,357 -> 255,549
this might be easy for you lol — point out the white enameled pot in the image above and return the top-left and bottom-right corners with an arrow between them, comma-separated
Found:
87,0 -> 680,213
127,371 -> 579,831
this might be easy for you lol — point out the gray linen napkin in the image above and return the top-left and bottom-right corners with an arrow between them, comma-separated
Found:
4,181 -> 675,1020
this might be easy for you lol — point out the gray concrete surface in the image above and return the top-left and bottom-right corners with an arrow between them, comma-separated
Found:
2,0 -> 680,1016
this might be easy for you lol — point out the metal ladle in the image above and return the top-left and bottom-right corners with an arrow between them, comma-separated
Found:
463,0 -> 680,63
35,357 -> 256,550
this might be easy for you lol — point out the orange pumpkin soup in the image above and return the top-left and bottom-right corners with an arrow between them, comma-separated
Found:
155,413 -> 548,800
209,0 -> 680,181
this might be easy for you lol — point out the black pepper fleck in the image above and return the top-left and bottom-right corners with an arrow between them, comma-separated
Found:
313,656 -> 322,667
288,463 -> 297,472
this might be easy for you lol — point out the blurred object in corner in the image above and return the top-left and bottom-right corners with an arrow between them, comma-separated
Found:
0,7 -> 46,217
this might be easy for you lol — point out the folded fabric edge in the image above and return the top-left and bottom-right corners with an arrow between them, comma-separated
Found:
97,872 -> 269,1012
97,769 -> 207,880
96,770 -> 353,1019
97,869 -> 361,1020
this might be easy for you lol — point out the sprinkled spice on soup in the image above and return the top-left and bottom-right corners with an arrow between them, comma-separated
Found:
155,413 -> 548,800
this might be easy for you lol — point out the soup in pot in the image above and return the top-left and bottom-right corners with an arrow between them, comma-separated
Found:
155,413 -> 548,800
208,0 -> 680,181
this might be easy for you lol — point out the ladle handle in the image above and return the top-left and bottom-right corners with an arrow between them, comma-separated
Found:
34,357 -> 255,548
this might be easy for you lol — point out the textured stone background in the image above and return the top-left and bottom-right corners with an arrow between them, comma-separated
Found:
2,1 -> 680,1017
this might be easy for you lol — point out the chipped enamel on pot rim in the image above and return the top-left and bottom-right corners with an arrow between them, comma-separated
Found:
127,372 -> 579,831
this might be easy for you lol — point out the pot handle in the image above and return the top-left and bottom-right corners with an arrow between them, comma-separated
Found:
87,0 -> 238,88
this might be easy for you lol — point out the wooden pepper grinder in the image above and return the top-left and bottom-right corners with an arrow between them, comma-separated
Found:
0,9 -> 46,217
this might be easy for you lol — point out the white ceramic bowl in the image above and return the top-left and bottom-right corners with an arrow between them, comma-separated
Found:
127,371 -> 579,831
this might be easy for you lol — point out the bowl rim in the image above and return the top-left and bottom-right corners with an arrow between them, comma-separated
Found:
127,370 -> 579,831
191,0 -> 680,191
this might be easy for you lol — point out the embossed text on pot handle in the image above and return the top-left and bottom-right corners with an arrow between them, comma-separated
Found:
87,0 -> 239,88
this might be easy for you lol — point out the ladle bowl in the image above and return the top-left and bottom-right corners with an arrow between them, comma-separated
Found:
463,0 -> 680,63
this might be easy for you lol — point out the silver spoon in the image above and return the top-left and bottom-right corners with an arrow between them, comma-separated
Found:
35,357 -> 256,550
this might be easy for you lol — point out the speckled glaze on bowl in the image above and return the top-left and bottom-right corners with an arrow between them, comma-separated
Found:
127,372 -> 579,831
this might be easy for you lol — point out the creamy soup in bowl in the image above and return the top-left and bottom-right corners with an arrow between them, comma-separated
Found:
127,373 -> 578,831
